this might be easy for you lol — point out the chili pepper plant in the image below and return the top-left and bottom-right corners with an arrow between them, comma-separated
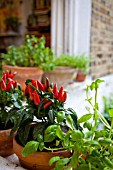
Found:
0,70 -> 23,130
10,77 -> 81,150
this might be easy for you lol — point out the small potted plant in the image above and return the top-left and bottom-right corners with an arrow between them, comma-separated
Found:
11,77 -> 81,169
75,54 -> 90,82
2,35 -> 54,90
0,70 -> 23,156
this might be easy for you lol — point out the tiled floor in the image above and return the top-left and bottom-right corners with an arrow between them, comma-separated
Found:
1,74 -> 113,169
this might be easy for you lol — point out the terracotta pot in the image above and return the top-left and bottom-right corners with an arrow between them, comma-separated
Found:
13,136 -> 72,170
42,66 -> 77,89
75,70 -> 86,82
0,128 -> 13,156
2,64 -> 43,91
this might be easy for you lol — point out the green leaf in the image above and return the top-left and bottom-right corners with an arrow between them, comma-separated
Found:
83,140 -> 100,147
78,114 -> 92,123
56,158 -> 70,168
44,132 -> 56,142
76,164 -> 90,170
22,141 -> 39,157
57,111 -> 65,123
48,110 -> 54,123
71,131 -> 83,141
33,122 -> 46,140
66,116 -> 74,129
56,125 -> 65,140
18,121 -> 31,146
109,108 -> 113,117
39,142 -> 44,151
98,138 -> 112,145
44,125 -> 57,142
45,125 -> 57,133
83,122 -> 92,130
103,157 -> 113,168
63,131 -> 71,147
37,134 -> 43,142
49,156 -> 61,166
90,82 -> 95,90
70,152 -> 78,168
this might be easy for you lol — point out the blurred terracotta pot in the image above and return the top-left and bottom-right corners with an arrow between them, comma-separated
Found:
75,70 -> 86,82
2,64 -> 43,91
42,66 -> 77,89
0,128 -> 13,156
13,135 -> 71,170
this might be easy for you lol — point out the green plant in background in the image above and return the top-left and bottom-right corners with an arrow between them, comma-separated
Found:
75,54 -> 90,74
2,35 -> 54,70
53,54 -> 90,74
54,54 -> 77,68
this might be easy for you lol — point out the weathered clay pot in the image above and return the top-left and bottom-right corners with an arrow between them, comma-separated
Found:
42,66 -> 77,89
2,64 -> 43,90
75,70 -> 86,82
0,128 -> 13,156
13,136 -> 71,170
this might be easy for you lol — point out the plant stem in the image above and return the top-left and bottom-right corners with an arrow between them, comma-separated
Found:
91,88 -> 98,140
109,117 -> 113,138
44,145 -> 74,152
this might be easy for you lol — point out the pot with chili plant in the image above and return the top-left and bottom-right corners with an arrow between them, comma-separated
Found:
0,70 -> 23,156
12,77 -> 81,170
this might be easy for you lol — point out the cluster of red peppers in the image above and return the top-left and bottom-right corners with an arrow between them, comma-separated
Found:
0,70 -> 17,91
25,78 -> 67,109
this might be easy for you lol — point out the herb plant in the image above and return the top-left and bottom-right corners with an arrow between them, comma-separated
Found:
2,35 -> 54,70
54,54 -> 77,68
75,55 -> 90,74
49,79 -> 113,170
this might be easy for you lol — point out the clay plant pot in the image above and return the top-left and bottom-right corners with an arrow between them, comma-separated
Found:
2,64 -> 43,91
75,70 -> 86,82
0,128 -> 13,156
13,135 -> 72,170
42,66 -> 77,89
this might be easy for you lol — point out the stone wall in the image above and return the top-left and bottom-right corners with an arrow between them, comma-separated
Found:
90,0 -> 113,79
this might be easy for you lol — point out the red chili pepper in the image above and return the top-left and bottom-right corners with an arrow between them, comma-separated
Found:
8,72 -> 17,79
5,70 -> 10,78
0,80 -> 6,90
26,85 -> 34,100
33,90 -> 40,105
25,86 -> 29,95
43,100 -> 52,109
60,91 -> 67,102
37,80 -> 45,91
45,77 -> 50,90
13,82 -> 17,88
58,86 -> 64,101
31,80 -> 38,88
2,73 -> 6,83
53,83 -> 58,98
6,79 -> 11,91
